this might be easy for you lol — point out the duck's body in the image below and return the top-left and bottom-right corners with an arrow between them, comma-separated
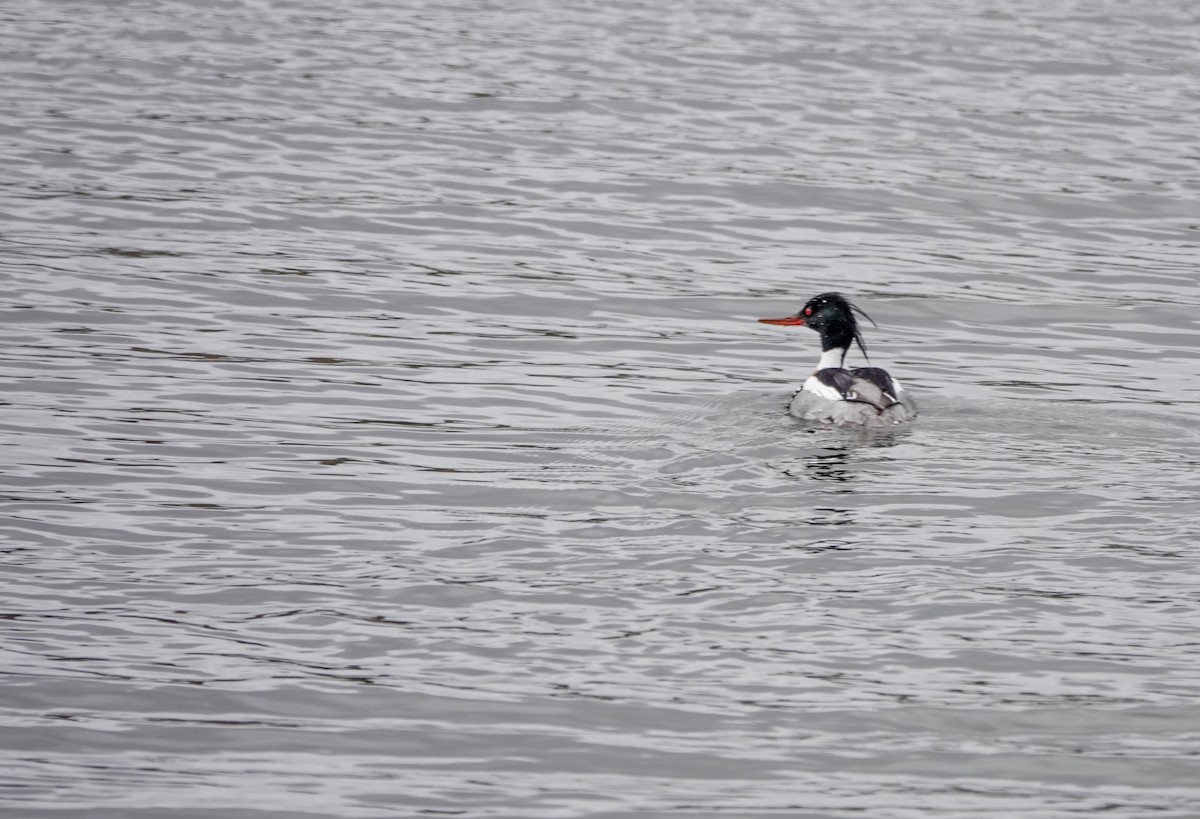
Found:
789,365 -> 917,426
759,293 -> 917,428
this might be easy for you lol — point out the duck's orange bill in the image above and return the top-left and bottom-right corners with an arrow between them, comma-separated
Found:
757,316 -> 806,326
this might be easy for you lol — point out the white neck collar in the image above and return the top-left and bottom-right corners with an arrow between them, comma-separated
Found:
816,347 -> 847,370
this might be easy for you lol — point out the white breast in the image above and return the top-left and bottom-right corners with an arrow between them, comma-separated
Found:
800,374 -> 844,401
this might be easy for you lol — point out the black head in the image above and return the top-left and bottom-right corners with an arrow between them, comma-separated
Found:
758,292 -> 876,360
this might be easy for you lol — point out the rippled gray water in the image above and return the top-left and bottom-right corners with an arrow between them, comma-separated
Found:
4,0 -> 1200,816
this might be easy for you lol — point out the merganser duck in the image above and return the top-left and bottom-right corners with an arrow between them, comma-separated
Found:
759,292 -> 917,427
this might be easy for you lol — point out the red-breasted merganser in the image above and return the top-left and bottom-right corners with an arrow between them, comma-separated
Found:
759,292 -> 917,427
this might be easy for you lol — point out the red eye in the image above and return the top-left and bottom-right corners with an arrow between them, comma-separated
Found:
804,307 -> 813,316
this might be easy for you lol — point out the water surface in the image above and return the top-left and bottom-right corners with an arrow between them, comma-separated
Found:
4,0 -> 1200,816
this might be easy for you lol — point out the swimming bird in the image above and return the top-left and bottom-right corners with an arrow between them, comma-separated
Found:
758,292 -> 917,426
